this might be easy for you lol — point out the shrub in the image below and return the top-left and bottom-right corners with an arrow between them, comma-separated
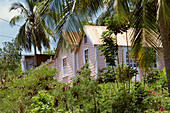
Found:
31,90 -> 55,113
0,66 -> 57,112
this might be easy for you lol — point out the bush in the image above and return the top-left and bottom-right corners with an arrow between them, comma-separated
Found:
31,90 -> 55,113
0,66 -> 57,112
0,64 -> 169,112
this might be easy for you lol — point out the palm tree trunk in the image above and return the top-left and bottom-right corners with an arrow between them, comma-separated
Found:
159,22 -> 170,95
34,45 -> 37,67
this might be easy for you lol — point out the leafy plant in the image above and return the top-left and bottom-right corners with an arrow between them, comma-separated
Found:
99,30 -> 118,66
0,66 -> 57,112
31,90 -> 55,113
0,40 -> 22,74
115,64 -> 138,83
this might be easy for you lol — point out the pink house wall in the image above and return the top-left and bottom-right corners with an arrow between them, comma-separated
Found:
56,48 -> 74,83
55,35 -> 97,83
54,36 -> 165,83
77,36 -> 97,76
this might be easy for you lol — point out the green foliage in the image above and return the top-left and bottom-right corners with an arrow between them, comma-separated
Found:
97,65 -> 138,84
0,66 -> 57,113
52,63 -> 101,112
42,48 -> 56,54
104,13 -> 129,35
115,64 -> 138,83
144,68 -> 168,93
9,0 -> 54,53
31,90 -> 54,113
97,66 -> 117,83
0,64 -> 169,112
99,30 -> 118,66
0,40 -> 22,73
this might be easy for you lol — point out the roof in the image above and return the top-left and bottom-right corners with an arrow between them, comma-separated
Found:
62,31 -> 81,45
84,25 -> 132,46
22,54 -> 55,56
54,25 -> 133,58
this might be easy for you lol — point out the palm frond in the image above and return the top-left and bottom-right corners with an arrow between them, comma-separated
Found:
47,0 -> 103,48
129,0 -> 162,67
9,14 -> 26,26
16,22 -> 32,52
9,2 -> 28,15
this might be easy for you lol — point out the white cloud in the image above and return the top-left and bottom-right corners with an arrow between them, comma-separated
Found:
0,0 -> 23,20
0,0 -> 24,48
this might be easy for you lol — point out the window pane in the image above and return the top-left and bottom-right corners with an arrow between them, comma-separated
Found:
63,58 -> 67,67
62,58 -> 67,77
84,35 -> 87,43
84,49 -> 88,63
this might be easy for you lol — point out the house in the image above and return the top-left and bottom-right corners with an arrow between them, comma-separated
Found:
21,54 -> 54,71
49,25 -> 165,83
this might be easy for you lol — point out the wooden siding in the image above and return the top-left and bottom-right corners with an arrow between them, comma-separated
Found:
56,48 -> 74,83
77,35 -> 96,76
54,36 -> 165,83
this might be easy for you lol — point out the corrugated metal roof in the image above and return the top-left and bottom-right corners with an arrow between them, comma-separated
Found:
84,25 -> 132,46
62,31 -> 81,45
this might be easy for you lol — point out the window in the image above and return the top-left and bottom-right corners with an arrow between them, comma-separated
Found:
124,48 -> 140,81
126,51 -> 137,68
62,57 -> 67,77
84,35 -> 87,44
152,59 -> 158,68
84,49 -> 88,63
26,60 -> 33,70
152,51 -> 158,68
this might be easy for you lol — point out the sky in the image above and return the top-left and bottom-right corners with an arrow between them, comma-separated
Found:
0,0 -> 23,47
0,0 -> 57,53
0,0 -> 100,53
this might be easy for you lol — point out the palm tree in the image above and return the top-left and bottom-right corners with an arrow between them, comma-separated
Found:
9,0 -> 54,67
44,0 -> 103,48
111,0 -> 170,94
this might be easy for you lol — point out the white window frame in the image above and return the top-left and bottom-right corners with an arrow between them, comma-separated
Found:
123,47 -> 140,81
62,56 -> 67,77
84,48 -> 89,64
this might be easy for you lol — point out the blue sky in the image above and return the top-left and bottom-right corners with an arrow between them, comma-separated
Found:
0,0 -> 100,53
0,0 -> 23,47
0,0 -> 57,53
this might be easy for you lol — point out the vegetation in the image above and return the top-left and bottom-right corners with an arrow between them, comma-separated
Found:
0,64 -> 169,112
3,0 -> 169,112
0,40 -> 22,74
109,0 -> 170,94
9,0 -> 54,66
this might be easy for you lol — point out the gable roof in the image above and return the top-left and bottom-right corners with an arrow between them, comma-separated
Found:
84,25 -> 132,46
62,31 -> 81,45
54,25 -> 133,58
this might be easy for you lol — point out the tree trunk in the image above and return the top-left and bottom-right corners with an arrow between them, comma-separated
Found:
159,22 -> 170,95
34,45 -> 37,67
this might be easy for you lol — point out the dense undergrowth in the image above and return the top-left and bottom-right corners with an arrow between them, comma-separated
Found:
0,64 -> 169,113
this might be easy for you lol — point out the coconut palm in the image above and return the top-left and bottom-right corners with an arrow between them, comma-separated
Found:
44,0 -> 103,49
9,0 -> 54,67
111,0 -> 170,94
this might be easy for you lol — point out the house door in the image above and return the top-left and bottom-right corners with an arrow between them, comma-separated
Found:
123,47 -> 140,81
